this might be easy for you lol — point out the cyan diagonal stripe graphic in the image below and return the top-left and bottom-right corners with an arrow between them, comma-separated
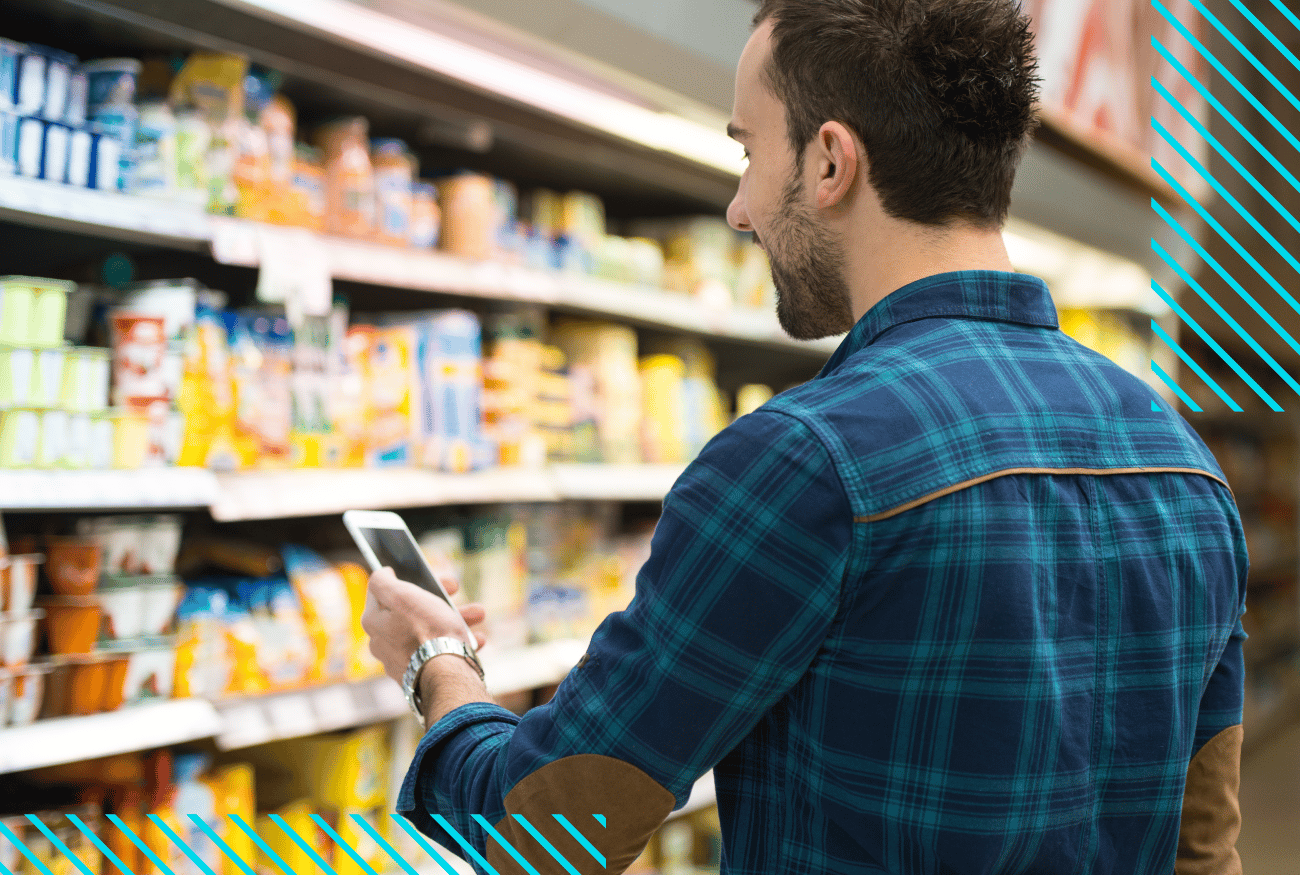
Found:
366,817 -> 423,875
472,815 -> 540,875
25,816 -> 94,875
0,853 -> 13,875
552,816 -> 605,868
1154,77 -> 1300,241
1,819 -> 54,875
229,814 -> 296,875
1185,0 -> 1300,119
1154,38 -> 1300,201
1227,0 -> 1300,80
1149,280 -> 1280,409
424,816 -> 499,875
190,816 -> 259,875
1153,118 -> 1300,311
67,813 -> 133,875
1151,360 -> 1202,411
1153,160 -> 1300,359
1152,199 -> 1300,398
147,815 -> 219,875
1152,321 -> 1241,410
382,818 -> 468,875
268,815 -> 337,875
106,814 -> 177,875
1265,0 -> 1300,34
1154,0 -> 1300,158
309,815 -> 380,875
509,816 -> 582,875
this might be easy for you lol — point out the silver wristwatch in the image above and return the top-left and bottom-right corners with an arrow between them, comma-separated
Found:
402,637 -> 486,727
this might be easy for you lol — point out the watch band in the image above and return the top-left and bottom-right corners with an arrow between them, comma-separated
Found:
403,636 -> 485,726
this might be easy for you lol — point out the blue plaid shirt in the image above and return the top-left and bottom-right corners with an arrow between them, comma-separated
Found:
399,271 -> 1248,874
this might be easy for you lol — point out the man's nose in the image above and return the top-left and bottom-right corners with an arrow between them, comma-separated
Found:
727,190 -> 751,233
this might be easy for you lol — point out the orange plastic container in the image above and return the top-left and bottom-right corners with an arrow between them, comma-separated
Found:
102,653 -> 130,711
46,538 -> 103,596
67,656 -> 110,716
43,599 -> 102,654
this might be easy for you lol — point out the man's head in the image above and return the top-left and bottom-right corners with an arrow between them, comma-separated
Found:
727,0 -> 1040,339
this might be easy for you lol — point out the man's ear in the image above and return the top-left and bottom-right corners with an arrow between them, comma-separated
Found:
814,121 -> 857,210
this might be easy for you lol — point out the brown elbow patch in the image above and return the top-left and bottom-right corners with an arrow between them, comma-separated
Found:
1177,724 -> 1244,875
485,754 -> 677,874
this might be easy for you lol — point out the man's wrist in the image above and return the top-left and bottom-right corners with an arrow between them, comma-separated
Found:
418,651 -> 492,727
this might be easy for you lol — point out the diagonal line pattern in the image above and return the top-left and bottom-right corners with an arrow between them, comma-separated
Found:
1226,0 -> 1300,79
67,814 -> 133,875
1184,0 -> 1300,118
147,815 -> 219,875
1151,321 -> 1242,410
106,814 -> 176,875
552,816 -> 605,868
425,816 -> 499,875
309,815 -> 381,875
1148,280 -> 1279,408
229,814 -> 296,875
509,816 -> 582,875
24,817 -> 94,875
1151,360 -> 1203,411
366,817 -> 428,875
268,815 -> 337,875
191,816 -> 259,875
0,820 -> 54,875
472,815 -> 540,875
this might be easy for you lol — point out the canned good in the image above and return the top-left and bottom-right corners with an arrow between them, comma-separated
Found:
41,120 -> 71,182
67,127 -> 93,186
0,109 -> 17,175
31,344 -> 65,407
41,48 -> 76,123
0,344 -> 35,406
0,408 -> 39,467
82,58 -> 141,117
0,39 -> 21,112
88,412 -> 113,469
16,115 -> 43,177
63,412 -> 91,469
63,69 -> 87,127
37,408 -> 68,468
14,46 -> 47,116
89,128 -> 122,190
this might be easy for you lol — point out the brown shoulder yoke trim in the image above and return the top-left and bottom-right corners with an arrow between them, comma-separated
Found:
488,753 -> 677,874
854,467 -> 1233,523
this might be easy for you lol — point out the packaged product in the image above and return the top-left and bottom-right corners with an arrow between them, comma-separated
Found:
110,311 -> 168,404
333,324 -> 371,467
395,310 -> 484,472
82,58 -> 141,116
289,145 -> 326,231
372,138 -> 415,246
409,181 -> 440,248
550,320 -> 642,464
257,801 -> 321,875
316,117 -> 375,238
168,52 -> 248,121
436,172 -> 495,260
177,303 -> 237,468
336,560 -> 385,679
282,544 -> 351,683
174,109 -> 212,207
237,577 -> 313,690
209,764 -> 257,875
129,100 -> 178,198
365,325 -> 417,466
41,121 -> 72,184
0,38 -> 22,113
13,44 -> 49,116
172,585 -> 232,699
462,513 -> 528,649
261,94 -> 297,222
172,753 -> 222,875
144,800 -> 187,875
638,354 -> 686,464
0,108 -> 18,177
230,312 -> 293,467
230,114 -> 271,221
64,68 -> 87,127
204,117 -> 239,215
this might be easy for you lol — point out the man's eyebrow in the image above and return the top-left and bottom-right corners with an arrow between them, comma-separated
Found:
726,123 -> 751,142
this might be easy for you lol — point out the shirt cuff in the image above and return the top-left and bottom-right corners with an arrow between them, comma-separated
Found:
396,701 -> 521,837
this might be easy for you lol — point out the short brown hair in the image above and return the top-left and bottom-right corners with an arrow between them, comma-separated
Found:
753,0 -> 1040,226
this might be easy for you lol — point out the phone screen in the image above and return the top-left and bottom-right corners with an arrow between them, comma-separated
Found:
358,527 -> 453,607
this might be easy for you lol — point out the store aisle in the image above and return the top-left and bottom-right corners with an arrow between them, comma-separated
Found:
1238,723 -> 1300,874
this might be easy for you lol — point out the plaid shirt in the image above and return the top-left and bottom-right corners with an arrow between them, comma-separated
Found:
399,271 -> 1248,874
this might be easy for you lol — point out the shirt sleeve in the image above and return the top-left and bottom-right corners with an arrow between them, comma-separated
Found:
396,409 -> 853,873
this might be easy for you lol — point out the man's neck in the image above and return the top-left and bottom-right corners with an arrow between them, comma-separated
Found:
845,222 -> 1016,323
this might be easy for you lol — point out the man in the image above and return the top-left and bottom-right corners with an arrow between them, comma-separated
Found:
362,1 -> 1249,872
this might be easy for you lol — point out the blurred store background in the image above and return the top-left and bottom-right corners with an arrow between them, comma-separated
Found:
0,0 -> 1295,871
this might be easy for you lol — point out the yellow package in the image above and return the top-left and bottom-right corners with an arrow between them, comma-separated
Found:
262,95 -> 297,225
334,808 -> 389,875
259,801 -> 321,875
177,307 -> 238,470
333,326 -> 372,468
170,53 -> 249,121
338,561 -> 385,680
281,545 -> 351,683
304,727 -> 391,810
144,805 -> 187,875
224,596 -> 267,696
210,764 -> 256,875
366,326 -> 417,466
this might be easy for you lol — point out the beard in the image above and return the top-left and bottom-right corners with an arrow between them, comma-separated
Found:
763,173 -> 855,341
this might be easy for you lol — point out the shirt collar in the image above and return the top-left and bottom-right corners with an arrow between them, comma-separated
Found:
817,270 -> 1058,377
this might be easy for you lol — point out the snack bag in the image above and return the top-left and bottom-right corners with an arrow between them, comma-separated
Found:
221,594 -> 266,695
177,303 -> 238,469
173,585 -> 232,699
237,578 -> 312,690
169,52 -> 248,121
282,545 -> 351,683
337,561 -> 385,680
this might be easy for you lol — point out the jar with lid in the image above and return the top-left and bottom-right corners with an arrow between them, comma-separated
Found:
371,138 -> 415,246
315,117 -> 375,239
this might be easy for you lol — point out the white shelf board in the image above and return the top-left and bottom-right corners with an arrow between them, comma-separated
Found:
210,466 -> 558,521
549,463 -> 684,501
0,698 -> 222,775
0,468 -> 220,510
0,176 -> 211,249
668,772 -> 718,820
213,640 -> 587,750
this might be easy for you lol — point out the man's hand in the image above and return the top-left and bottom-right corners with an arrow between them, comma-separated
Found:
361,566 -> 489,689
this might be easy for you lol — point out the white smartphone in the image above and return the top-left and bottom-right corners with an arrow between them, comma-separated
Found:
342,509 -> 478,650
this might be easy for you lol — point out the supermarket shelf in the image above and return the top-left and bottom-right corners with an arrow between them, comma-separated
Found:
549,463 -> 684,502
0,468 -> 220,511
211,464 -> 685,521
0,177 -> 211,249
0,698 -> 223,775
210,467 -> 559,521
214,639 -> 588,750
209,218 -> 838,356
